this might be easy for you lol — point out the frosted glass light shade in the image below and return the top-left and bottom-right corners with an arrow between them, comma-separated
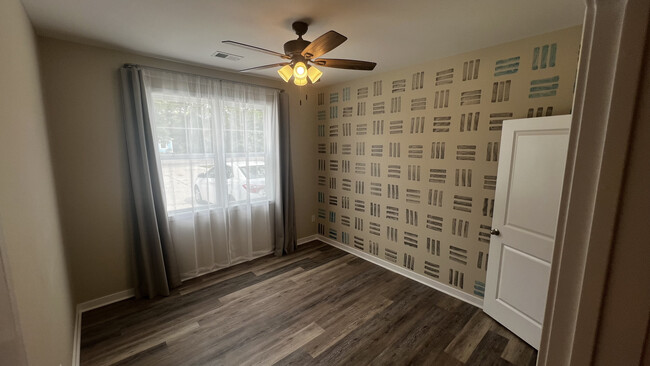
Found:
293,62 -> 307,78
308,65 -> 323,83
278,65 -> 293,82
293,77 -> 307,86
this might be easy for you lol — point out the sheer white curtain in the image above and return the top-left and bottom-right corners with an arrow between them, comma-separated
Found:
141,69 -> 279,280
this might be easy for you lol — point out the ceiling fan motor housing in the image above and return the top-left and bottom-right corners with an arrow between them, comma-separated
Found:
284,21 -> 311,60
284,39 -> 310,60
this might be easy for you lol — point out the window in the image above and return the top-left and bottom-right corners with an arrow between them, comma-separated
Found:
148,85 -> 276,214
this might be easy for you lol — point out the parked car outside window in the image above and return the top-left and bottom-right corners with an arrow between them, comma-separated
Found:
194,160 -> 267,204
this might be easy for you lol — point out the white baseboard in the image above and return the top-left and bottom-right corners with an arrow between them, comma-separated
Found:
77,288 -> 135,313
72,289 -> 135,366
297,234 -> 319,246
316,235 -> 484,309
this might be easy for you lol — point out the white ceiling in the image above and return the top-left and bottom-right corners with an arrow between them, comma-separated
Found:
21,0 -> 585,86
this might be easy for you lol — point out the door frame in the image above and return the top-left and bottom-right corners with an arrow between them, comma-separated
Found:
538,0 -> 650,364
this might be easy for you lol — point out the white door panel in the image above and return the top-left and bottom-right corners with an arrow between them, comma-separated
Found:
504,131 -> 569,238
497,245 -> 551,323
484,115 -> 571,349
499,226 -> 553,261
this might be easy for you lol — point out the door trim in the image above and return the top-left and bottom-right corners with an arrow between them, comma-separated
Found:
538,0 -> 650,365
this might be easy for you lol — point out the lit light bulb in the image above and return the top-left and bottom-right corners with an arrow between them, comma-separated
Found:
293,62 -> 307,79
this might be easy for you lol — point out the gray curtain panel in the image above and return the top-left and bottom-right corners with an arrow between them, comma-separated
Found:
275,91 -> 297,256
120,66 -> 181,298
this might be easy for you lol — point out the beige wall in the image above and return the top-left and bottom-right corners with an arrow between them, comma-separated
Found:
0,1 -> 75,365
289,86 -> 319,240
37,37 -> 318,304
314,26 -> 581,300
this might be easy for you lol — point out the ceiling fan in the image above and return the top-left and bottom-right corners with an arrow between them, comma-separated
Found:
223,21 -> 377,85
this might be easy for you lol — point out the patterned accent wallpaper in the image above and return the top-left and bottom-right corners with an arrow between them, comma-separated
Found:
314,26 -> 582,300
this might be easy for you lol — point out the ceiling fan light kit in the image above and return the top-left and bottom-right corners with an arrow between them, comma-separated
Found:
293,76 -> 307,86
277,64 -> 293,82
307,65 -> 323,83
279,61 -> 323,85
223,21 -> 376,86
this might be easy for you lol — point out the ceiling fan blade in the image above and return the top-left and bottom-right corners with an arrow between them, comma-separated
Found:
312,58 -> 377,70
239,62 -> 290,72
222,40 -> 290,59
301,31 -> 347,59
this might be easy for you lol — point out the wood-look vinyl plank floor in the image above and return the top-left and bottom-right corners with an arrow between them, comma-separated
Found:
80,241 -> 537,366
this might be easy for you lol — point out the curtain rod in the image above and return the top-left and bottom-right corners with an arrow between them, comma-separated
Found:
123,63 -> 285,93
